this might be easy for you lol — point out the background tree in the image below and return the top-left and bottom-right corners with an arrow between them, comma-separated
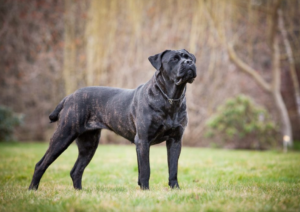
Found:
0,0 -> 299,148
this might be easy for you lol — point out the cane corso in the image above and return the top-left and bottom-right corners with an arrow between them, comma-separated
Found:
29,49 -> 197,190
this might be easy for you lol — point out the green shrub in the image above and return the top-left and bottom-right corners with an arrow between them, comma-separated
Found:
205,95 -> 278,149
0,106 -> 23,141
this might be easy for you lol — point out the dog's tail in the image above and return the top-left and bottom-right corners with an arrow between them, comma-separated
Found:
49,97 -> 67,123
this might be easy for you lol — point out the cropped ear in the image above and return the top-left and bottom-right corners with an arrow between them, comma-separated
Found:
148,50 -> 170,71
183,49 -> 196,63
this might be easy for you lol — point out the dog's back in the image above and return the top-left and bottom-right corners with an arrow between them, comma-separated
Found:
49,86 -> 139,141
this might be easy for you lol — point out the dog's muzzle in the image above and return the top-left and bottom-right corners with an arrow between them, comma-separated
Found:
175,62 -> 197,86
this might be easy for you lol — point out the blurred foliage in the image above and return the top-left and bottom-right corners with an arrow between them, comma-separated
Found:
0,0 -> 299,145
293,141 -> 300,151
205,95 -> 278,149
0,106 -> 23,142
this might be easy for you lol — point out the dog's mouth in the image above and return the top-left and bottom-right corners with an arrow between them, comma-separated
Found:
188,78 -> 195,83
175,69 -> 196,86
175,77 -> 184,86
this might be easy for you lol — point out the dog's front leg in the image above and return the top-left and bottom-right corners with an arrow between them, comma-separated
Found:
135,137 -> 150,190
166,138 -> 182,189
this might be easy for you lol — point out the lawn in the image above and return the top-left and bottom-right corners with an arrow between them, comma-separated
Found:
0,142 -> 299,212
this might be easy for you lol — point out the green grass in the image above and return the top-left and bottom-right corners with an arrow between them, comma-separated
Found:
0,142 -> 299,212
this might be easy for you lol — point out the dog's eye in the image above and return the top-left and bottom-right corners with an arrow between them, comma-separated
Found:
181,53 -> 190,59
173,56 -> 180,62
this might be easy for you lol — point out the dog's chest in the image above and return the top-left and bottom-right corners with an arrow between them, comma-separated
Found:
156,103 -> 187,130
163,113 -> 179,130
148,112 -> 184,145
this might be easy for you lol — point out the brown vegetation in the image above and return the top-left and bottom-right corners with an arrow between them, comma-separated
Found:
0,0 -> 299,147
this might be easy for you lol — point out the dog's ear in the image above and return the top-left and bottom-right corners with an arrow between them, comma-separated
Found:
148,50 -> 170,71
183,49 -> 196,63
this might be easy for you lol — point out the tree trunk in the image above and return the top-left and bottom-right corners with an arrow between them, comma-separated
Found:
85,0 -> 108,86
271,34 -> 294,148
278,9 -> 300,121
272,91 -> 293,150
63,0 -> 76,95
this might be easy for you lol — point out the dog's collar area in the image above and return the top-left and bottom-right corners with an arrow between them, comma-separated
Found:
154,72 -> 186,105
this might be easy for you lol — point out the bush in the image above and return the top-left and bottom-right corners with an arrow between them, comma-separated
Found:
205,95 -> 278,150
0,106 -> 23,141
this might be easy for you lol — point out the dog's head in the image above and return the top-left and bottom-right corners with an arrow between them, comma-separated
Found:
148,49 -> 197,86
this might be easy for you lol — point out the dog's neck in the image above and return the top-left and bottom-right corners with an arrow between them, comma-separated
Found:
154,71 -> 186,103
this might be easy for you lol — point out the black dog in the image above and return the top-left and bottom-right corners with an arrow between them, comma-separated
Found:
29,49 -> 197,190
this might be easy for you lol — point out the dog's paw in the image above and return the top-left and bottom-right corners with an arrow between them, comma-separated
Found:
139,182 -> 149,190
169,181 -> 180,189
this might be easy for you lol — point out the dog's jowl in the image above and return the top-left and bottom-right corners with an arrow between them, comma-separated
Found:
29,49 -> 197,190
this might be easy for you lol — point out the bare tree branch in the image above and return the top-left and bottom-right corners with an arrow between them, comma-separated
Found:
268,0 -> 281,48
271,37 -> 280,92
278,9 -> 300,117
227,43 -> 271,92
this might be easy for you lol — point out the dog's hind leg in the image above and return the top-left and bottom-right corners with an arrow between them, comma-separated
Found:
28,124 -> 78,190
70,130 -> 100,190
